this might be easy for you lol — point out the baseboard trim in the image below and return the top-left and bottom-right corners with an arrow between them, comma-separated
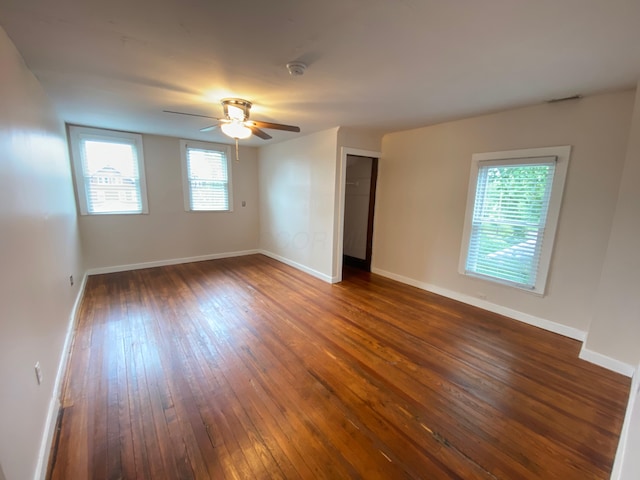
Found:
86,249 -> 260,275
371,267 -> 587,342
259,250 -> 333,283
579,346 -> 634,377
34,272 -> 89,480
611,364 -> 640,479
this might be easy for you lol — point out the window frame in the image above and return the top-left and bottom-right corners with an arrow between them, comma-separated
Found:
68,125 -> 149,215
459,145 -> 571,295
180,140 -> 233,213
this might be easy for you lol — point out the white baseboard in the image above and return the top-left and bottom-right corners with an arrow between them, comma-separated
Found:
34,397 -> 60,480
259,250 -> 333,283
371,267 -> 587,341
371,267 -> 639,379
86,249 -> 260,275
579,346 -> 634,377
611,364 -> 640,479
34,272 -> 89,480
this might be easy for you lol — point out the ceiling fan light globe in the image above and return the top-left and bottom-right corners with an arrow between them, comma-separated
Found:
221,122 -> 252,139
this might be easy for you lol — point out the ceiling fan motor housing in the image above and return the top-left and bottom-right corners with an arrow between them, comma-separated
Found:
222,98 -> 252,121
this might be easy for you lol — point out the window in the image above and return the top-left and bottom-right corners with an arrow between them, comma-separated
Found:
459,146 -> 571,295
68,126 -> 148,215
180,140 -> 232,212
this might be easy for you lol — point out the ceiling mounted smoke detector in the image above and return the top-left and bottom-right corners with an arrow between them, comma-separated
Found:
286,62 -> 307,77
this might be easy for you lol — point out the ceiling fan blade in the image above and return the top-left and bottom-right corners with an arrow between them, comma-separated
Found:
250,120 -> 300,132
249,126 -> 272,140
163,110 -> 221,120
200,124 -> 219,132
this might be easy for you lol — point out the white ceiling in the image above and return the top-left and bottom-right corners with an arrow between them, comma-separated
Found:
1,0 -> 639,146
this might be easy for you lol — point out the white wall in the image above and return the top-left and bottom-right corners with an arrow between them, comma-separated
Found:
338,127 -> 383,153
258,128 -> 340,281
584,84 -> 640,367
78,135 -> 259,271
374,90 -> 634,341
0,27 -> 83,480
589,84 -> 640,480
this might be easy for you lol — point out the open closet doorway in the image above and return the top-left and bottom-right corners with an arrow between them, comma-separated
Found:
343,154 -> 378,272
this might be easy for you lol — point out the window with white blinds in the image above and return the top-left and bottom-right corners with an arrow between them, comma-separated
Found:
181,141 -> 232,212
68,126 -> 148,215
459,146 -> 571,295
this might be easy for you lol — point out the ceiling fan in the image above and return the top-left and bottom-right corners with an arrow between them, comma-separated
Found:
164,98 -> 300,140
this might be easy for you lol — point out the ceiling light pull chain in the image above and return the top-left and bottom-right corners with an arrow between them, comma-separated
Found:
235,138 -> 240,162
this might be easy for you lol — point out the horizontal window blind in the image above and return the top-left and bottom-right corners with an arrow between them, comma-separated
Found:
80,138 -> 144,214
185,146 -> 229,211
465,159 -> 556,289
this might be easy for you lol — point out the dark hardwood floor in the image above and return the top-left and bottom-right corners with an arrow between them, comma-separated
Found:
48,254 -> 630,479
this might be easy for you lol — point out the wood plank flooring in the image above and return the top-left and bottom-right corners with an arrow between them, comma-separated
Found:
48,254 -> 630,479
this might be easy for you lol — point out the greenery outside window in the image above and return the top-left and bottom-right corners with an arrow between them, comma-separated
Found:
459,146 -> 571,295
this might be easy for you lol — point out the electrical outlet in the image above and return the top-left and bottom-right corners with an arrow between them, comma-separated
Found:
242,200 -> 246,207
35,362 -> 43,385
69,275 -> 74,286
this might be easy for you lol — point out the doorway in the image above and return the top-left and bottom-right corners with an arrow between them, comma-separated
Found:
342,154 -> 378,272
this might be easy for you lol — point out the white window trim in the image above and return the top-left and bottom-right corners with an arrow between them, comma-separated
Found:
180,140 -> 233,212
459,145 -> 571,295
68,125 -> 149,215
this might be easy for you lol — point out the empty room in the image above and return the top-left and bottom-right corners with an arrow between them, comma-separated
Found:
1,1 -> 640,479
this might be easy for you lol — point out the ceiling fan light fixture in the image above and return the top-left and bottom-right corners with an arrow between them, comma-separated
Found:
221,121 -> 252,139
164,97 -> 299,142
